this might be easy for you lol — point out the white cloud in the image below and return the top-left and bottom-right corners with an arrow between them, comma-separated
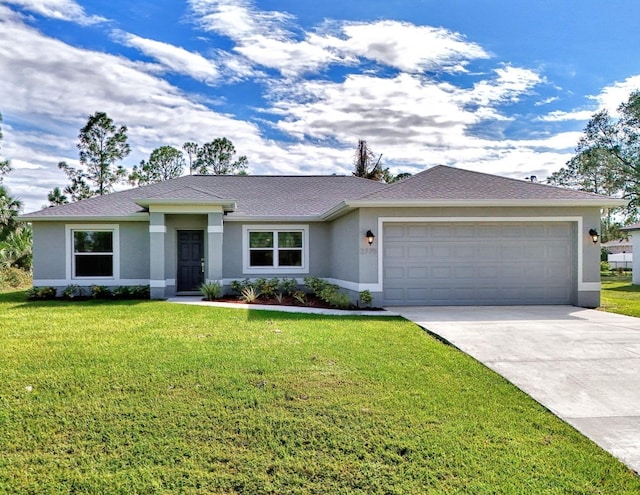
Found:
1,0 -> 105,24
465,66 -> 543,107
593,74 -> 640,115
114,31 -> 221,85
539,109 -> 595,122
189,1 -> 489,76
322,20 -> 490,73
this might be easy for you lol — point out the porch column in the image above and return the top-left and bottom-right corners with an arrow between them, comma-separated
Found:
207,212 -> 223,283
149,212 -> 166,299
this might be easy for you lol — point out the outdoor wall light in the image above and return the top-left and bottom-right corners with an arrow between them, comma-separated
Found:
588,229 -> 600,244
365,230 -> 376,246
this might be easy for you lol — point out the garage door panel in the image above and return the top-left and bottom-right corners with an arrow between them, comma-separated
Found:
407,246 -> 429,258
383,222 -> 575,305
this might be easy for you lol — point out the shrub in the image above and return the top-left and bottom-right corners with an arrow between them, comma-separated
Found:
91,285 -> 112,299
303,276 -> 327,295
201,281 -> 223,301
325,292 -> 353,310
62,284 -> 85,300
257,277 -> 280,298
112,286 -> 132,300
359,290 -> 373,308
240,286 -> 260,303
26,286 -> 57,301
131,285 -> 150,299
600,261 -> 611,273
230,278 -> 253,295
279,277 -> 298,296
318,283 -> 341,303
292,291 -> 307,305
112,285 -> 150,300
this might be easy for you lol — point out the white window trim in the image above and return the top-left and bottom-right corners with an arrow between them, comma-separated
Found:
242,225 -> 309,274
65,224 -> 120,281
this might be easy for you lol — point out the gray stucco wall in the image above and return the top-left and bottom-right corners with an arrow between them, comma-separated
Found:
120,222 -> 150,280
328,210 -> 360,283
32,222 -> 66,280
31,220 -> 151,291
222,222 -> 331,280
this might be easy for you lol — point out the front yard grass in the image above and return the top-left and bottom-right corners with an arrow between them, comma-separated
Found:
1,291 -> 639,494
600,275 -> 640,317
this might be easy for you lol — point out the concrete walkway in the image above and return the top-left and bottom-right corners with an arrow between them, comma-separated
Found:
392,305 -> 640,474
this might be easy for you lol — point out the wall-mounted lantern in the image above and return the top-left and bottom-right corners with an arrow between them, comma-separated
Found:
365,230 -> 375,246
588,229 -> 600,244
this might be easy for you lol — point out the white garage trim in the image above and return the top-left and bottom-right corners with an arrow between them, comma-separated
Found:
375,216 -> 597,293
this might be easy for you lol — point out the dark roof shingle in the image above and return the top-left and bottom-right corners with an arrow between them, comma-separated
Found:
21,166 -> 620,220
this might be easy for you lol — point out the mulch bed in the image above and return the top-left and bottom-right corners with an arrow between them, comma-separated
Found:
210,294 -> 383,311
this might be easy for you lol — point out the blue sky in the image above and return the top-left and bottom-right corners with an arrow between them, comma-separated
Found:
1,0 -> 640,212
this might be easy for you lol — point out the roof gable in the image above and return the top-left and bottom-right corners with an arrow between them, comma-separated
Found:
356,165 -> 619,202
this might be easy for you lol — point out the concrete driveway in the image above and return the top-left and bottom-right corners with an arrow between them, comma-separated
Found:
392,305 -> 640,474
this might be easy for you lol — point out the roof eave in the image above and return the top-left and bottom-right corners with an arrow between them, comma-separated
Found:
343,198 -> 626,208
18,213 -> 150,222
224,215 -> 324,222
135,198 -> 237,209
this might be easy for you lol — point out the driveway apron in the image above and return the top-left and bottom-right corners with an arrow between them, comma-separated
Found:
391,305 -> 640,474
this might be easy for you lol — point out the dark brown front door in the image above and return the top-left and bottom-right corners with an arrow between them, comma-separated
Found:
177,230 -> 204,291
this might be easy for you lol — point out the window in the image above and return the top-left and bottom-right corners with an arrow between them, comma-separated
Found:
71,229 -> 115,278
243,226 -> 308,273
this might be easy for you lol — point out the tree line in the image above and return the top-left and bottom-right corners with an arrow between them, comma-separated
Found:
547,91 -> 640,240
49,111 -> 249,205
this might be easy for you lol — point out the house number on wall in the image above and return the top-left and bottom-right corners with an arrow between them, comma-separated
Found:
360,248 -> 377,255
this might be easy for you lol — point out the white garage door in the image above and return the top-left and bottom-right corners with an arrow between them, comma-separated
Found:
383,222 -> 575,306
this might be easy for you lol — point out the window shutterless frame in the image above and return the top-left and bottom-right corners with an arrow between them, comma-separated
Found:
65,224 -> 120,281
242,225 -> 309,274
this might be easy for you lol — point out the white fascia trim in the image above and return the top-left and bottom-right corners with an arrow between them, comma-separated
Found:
21,215 -> 149,222
149,225 -> 167,233
65,224 -> 121,282
208,225 -> 224,233
149,279 -> 176,288
241,224 -> 310,275
224,216 -> 322,222
33,278 -> 149,286
346,199 -> 626,208
376,216 -> 599,293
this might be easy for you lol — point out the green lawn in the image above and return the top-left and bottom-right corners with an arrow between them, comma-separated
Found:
600,275 -> 640,317
1,292 -> 639,494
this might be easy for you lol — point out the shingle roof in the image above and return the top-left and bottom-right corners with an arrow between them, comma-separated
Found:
354,165 -> 618,202
21,174 -> 388,219
21,166 -> 621,221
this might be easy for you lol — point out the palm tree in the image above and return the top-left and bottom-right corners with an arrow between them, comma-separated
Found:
0,185 -> 22,238
0,224 -> 32,269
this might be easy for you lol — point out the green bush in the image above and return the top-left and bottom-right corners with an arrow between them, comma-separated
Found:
200,281 -> 223,300
600,261 -> 611,272
91,285 -> 112,299
304,276 -> 354,309
62,284 -> 85,300
112,285 -> 150,300
359,290 -> 373,308
327,292 -> 353,310
279,277 -> 298,296
230,278 -> 253,295
256,277 -> 280,298
303,276 -> 327,294
26,286 -> 57,301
